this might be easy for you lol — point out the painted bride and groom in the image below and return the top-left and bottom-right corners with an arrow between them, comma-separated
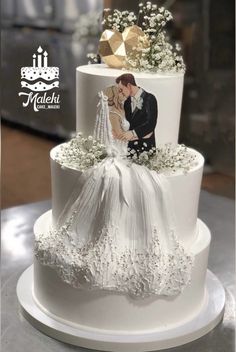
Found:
41,72 -> 192,298
42,75 -> 192,298
104,73 -> 158,155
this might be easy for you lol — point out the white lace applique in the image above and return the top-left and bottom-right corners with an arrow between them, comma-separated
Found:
35,223 -> 193,299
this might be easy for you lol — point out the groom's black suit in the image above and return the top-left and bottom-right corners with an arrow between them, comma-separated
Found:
124,89 -> 158,154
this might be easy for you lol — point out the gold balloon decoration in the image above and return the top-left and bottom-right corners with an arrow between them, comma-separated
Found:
98,25 -> 149,69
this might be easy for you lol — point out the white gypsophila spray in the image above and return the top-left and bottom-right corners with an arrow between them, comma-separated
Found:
102,8 -> 137,32
88,1 -> 185,73
129,143 -> 197,174
55,134 -> 197,174
55,133 -> 107,172
124,2 -> 185,72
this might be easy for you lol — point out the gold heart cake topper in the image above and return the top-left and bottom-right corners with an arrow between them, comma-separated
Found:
98,25 -> 149,69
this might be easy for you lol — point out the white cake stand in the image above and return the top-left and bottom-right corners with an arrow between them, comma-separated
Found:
17,265 -> 225,352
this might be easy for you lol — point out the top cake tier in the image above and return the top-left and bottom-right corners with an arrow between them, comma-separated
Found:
76,64 -> 184,145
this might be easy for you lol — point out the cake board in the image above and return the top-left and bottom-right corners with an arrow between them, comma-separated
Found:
17,265 -> 225,352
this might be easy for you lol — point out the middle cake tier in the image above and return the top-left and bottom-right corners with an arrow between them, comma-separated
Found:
50,144 -> 204,247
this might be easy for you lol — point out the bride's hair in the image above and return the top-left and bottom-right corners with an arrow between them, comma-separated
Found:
103,85 -> 123,112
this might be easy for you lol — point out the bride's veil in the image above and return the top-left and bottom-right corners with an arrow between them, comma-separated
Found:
55,90 -> 126,230
93,91 -> 113,148
94,90 -> 128,156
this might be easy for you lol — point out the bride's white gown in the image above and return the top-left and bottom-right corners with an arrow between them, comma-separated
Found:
35,92 -> 193,299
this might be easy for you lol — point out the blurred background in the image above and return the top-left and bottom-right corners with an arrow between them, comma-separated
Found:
1,0 -> 235,209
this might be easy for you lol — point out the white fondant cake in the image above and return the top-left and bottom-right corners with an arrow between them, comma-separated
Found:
33,63 -> 210,320
17,6 -> 225,349
31,66 -> 210,330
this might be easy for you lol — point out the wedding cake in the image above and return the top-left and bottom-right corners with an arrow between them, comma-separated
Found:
17,3 -> 225,351
34,66 -> 208,322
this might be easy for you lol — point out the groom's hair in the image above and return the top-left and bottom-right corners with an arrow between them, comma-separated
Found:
116,73 -> 137,86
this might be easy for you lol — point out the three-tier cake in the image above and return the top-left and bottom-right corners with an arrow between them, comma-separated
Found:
17,3 -> 225,351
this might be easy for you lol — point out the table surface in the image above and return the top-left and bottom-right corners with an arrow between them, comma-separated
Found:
1,190 -> 235,352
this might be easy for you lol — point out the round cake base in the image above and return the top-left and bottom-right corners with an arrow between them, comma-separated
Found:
17,265 -> 225,351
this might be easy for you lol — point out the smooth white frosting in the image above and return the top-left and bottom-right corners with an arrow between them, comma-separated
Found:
76,64 -> 184,145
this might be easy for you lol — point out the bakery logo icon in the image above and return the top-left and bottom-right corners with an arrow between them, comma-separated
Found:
19,46 -> 60,112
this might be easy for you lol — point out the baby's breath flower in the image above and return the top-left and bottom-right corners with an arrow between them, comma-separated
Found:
131,144 -> 197,173
88,1 -> 185,73
55,133 -> 107,172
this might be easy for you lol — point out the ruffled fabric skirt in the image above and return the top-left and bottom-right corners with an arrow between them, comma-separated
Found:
35,156 -> 194,299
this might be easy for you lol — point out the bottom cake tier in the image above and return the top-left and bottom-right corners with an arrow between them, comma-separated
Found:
33,210 -> 211,332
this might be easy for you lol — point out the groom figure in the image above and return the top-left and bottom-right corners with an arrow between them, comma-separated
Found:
116,73 -> 158,154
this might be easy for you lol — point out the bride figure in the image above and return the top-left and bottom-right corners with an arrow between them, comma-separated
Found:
94,85 -> 130,157
36,87 -> 194,299
105,85 -> 130,140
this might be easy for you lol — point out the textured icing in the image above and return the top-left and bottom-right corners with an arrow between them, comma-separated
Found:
35,154 -> 194,299
33,215 -> 210,330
